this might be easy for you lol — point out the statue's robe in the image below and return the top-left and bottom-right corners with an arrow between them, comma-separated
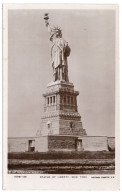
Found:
51,37 -> 70,81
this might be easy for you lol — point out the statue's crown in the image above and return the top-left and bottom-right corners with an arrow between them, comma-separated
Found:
52,26 -> 62,32
50,26 -> 62,40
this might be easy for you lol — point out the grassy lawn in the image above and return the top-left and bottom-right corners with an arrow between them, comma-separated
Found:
8,151 -> 115,160
8,151 -> 115,174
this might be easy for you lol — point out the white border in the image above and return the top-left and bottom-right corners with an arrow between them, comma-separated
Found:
1,2 -> 120,191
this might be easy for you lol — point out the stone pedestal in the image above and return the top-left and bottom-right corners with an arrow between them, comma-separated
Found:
40,80 -> 87,136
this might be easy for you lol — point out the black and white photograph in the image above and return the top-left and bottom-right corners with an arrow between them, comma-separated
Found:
3,4 -> 119,190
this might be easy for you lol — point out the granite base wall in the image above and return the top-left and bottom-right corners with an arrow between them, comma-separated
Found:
8,137 -> 48,153
35,137 -> 48,152
8,137 -> 32,152
8,135 -> 115,152
48,135 -> 78,151
80,136 -> 108,151
108,137 -> 115,151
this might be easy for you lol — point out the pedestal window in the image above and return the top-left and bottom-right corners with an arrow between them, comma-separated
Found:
50,97 -> 52,104
53,96 -> 55,104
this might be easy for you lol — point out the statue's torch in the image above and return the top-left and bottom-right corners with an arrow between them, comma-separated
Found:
44,13 -> 49,27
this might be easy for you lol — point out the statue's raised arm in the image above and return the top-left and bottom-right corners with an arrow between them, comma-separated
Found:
44,13 -> 52,34
44,13 -> 71,82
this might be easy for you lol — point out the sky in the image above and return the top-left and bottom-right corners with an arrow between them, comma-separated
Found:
8,9 -> 115,137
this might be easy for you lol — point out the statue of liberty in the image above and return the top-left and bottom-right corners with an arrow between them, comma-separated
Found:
44,13 -> 71,82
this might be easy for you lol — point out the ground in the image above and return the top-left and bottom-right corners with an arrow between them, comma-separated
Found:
8,151 -> 115,174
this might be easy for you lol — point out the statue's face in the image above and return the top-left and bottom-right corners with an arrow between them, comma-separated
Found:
51,30 -> 62,40
55,31 -> 60,38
